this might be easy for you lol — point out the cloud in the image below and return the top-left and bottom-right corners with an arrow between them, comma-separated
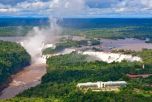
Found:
0,8 -> 18,13
0,3 -> 19,14
114,0 -> 152,12
48,0 -> 87,17
0,0 -> 87,17
0,0 -> 152,17
17,1 -> 46,9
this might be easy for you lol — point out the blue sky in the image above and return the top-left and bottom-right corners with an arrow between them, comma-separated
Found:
0,0 -> 152,18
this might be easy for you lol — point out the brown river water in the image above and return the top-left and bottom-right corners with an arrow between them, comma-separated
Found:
101,38 -> 152,51
0,37 -> 152,99
0,37 -> 47,99
0,64 -> 46,99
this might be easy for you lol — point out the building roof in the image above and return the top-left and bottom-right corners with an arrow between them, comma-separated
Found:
127,74 -> 152,78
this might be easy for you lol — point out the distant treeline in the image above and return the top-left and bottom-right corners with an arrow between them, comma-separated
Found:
1,18 -> 152,28
60,18 -> 152,29
1,18 -> 152,42
0,17 -> 49,27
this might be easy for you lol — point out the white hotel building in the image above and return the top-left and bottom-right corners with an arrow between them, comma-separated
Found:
77,81 -> 127,91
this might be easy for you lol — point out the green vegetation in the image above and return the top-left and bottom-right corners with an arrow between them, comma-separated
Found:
0,18 -> 152,102
43,40 -> 80,54
4,51 -> 152,102
43,39 -> 100,55
0,26 -> 32,36
112,49 -> 152,64
0,41 -> 31,90
1,25 -> 152,43
63,26 -> 152,41
138,49 -> 152,64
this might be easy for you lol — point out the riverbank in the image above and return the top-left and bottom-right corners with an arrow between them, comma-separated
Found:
0,40 -> 31,99
0,64 -> 46,99
0,63 -> 31,94
0,78 -> 12,95
0,36 -> 152,99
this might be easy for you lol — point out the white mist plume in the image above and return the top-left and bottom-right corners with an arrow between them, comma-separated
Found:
21,0 -> 86,64
22,19 -> 61,64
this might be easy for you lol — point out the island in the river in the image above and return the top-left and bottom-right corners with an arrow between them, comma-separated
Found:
0,18 -> 152,102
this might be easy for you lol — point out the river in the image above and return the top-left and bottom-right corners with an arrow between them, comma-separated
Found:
0,37 -> 152,99
101,38 -> 152,51
0,37 -> 47,99
0,64 -> 46,99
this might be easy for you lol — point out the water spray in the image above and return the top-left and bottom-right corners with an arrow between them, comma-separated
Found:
21,0 -> 86,64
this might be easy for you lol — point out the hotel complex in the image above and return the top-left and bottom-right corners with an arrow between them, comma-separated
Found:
77,81 -> 127,91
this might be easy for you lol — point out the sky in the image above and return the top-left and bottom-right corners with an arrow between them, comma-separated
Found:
0,0 -> 152,18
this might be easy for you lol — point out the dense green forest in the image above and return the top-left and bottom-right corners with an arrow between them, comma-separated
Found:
3,51 -> 152,102
1,25 -> 152,43
0,41 -> 31,90
1,18 -> 152,101
63,26 -> 152,42
43,39 -> 100,55
0,26 -> 32,36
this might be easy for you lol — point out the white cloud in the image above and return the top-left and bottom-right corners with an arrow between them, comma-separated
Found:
0,0 -> 152,17
0,8 -> 18,13
48,0 -> 87,17
115,0 -> 152,12
0,3 -> 19,13
16,1 -> 47,9
0,0 -> 87,16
